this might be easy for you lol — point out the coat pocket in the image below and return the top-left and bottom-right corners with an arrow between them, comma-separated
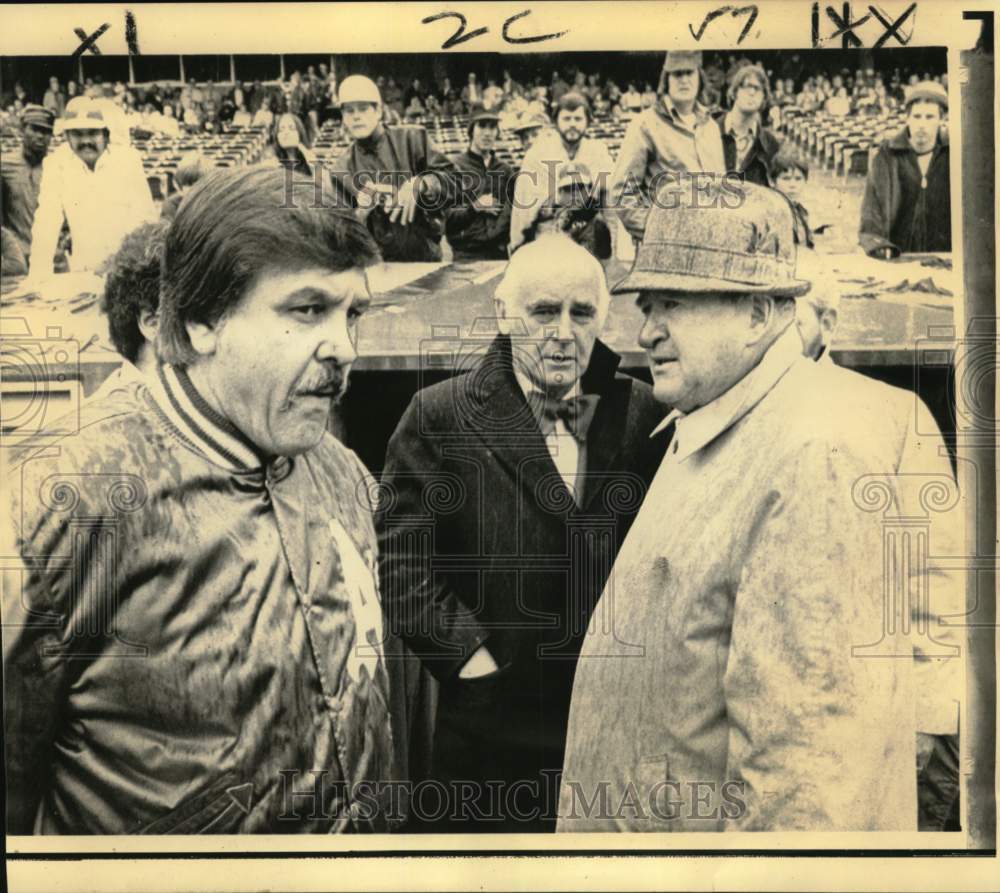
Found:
139,772 -> 251,835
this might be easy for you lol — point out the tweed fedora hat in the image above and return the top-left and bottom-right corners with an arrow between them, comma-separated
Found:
612,176 -> 811,297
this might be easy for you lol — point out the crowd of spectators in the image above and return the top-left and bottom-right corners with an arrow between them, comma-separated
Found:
2,52 -> 950,280
2,55 -> 947,140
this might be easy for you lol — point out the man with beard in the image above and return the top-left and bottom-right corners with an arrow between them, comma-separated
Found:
609,51 -> 726,243
378,234 -> 668,831
1,105 -> 55,274
329,75 -> 458,262
860,80 -> 951,257
25,96 -> 155,280
4,167 -> 396,834
509,92 -> 614,252
444,105 -> 515,261
717,62 -> 781,187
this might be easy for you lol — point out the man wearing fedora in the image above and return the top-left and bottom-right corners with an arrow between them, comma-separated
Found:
860,80 -> 951,257
378,234 -> 668,831
444,104 -> 515,261
1,104 -> 55,274
609,51 -> 726,243
557,179 -> 961,832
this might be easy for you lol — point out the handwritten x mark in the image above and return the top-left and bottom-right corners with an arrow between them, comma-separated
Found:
72,23 -> 110,59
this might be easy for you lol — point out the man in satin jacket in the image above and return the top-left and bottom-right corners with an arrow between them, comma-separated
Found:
3,167 -> 395,834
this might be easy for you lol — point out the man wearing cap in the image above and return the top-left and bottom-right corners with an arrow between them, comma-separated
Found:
329,75 -> 458,263
25,96 -> 155,280
444,105 -> 515,261
860,80 -> 951,257
557,178 -> 961,832
378,234 -> 668,831
509,92 -> 614,253
512,110 -> 550,153
609,51 -> 726,243
717,62 -> 782,187
1,105 -> 56,273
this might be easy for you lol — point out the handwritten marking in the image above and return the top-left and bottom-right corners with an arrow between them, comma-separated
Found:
125,10 -> 140,55
689,5 -> 758,43
689,6 -> 733,40
72,23 -> 110,58
823,3 -> 872,47
501,9 -> 569,44
421,11 -> 488,49
868,3 -> 917,47
421,8 -> 567,50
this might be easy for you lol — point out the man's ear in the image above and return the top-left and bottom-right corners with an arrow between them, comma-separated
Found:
820,307 -> 839,342
186,319 -> 220,357
138,309 -> 159,346
744,294 -> 775,345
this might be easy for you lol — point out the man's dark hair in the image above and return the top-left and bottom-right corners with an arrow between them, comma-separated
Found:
158,166 -> 381,366
772,148 -> 809,180
99,221 -> 168,363
556,91 -> 591,124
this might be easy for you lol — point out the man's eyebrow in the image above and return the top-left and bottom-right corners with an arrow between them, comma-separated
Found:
524,298 -> 563,310
570,301 -> 597,314
279,287 -> 334,305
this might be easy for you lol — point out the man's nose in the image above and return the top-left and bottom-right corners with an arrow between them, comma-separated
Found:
316,316 -> 357,365
638,313 -> 665,350
554,312 -> 575,341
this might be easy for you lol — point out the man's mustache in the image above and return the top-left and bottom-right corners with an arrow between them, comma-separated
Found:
297,365 -> 348,397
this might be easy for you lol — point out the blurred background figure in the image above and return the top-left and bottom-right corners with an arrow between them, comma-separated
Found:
1,104 -> 55,274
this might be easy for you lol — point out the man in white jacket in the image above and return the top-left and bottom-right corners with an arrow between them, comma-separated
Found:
26,97 -> 156,281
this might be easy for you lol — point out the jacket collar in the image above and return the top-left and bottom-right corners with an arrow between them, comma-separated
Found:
650,324 -> 803,462
723,109 -> 759,139
654,94 -> 711,131
146,363 -> 268,473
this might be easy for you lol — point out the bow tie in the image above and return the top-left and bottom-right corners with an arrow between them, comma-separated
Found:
529,393 -> 600,442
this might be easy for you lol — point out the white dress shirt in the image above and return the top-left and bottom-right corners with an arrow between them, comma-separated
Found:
513,367 -> 582,501
28,143 -> 157,276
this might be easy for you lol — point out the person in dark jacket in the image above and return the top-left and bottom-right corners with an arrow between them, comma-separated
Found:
1,104 -> 55,266
377,235 -> 669,832
859,80 -> 951,257
329,75 -> 458,262
3,167 -> 395,834
444,105 -> 515,260
717,62 -> 781,187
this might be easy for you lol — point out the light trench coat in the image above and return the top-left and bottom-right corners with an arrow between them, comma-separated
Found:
558,327 -> 962,832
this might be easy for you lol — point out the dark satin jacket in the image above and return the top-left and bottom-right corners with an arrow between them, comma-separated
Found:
4,365 -> 394,834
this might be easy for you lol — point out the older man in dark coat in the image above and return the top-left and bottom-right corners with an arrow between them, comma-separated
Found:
377,234 -> 668,832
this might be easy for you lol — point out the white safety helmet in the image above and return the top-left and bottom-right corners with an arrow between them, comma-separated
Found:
338,75 -> 382,106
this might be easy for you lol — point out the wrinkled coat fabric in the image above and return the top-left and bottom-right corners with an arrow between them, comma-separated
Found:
3,378 -> 394,834
558,327 -> 961,832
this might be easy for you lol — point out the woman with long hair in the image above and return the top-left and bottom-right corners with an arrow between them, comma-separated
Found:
268,112 -> 318,177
